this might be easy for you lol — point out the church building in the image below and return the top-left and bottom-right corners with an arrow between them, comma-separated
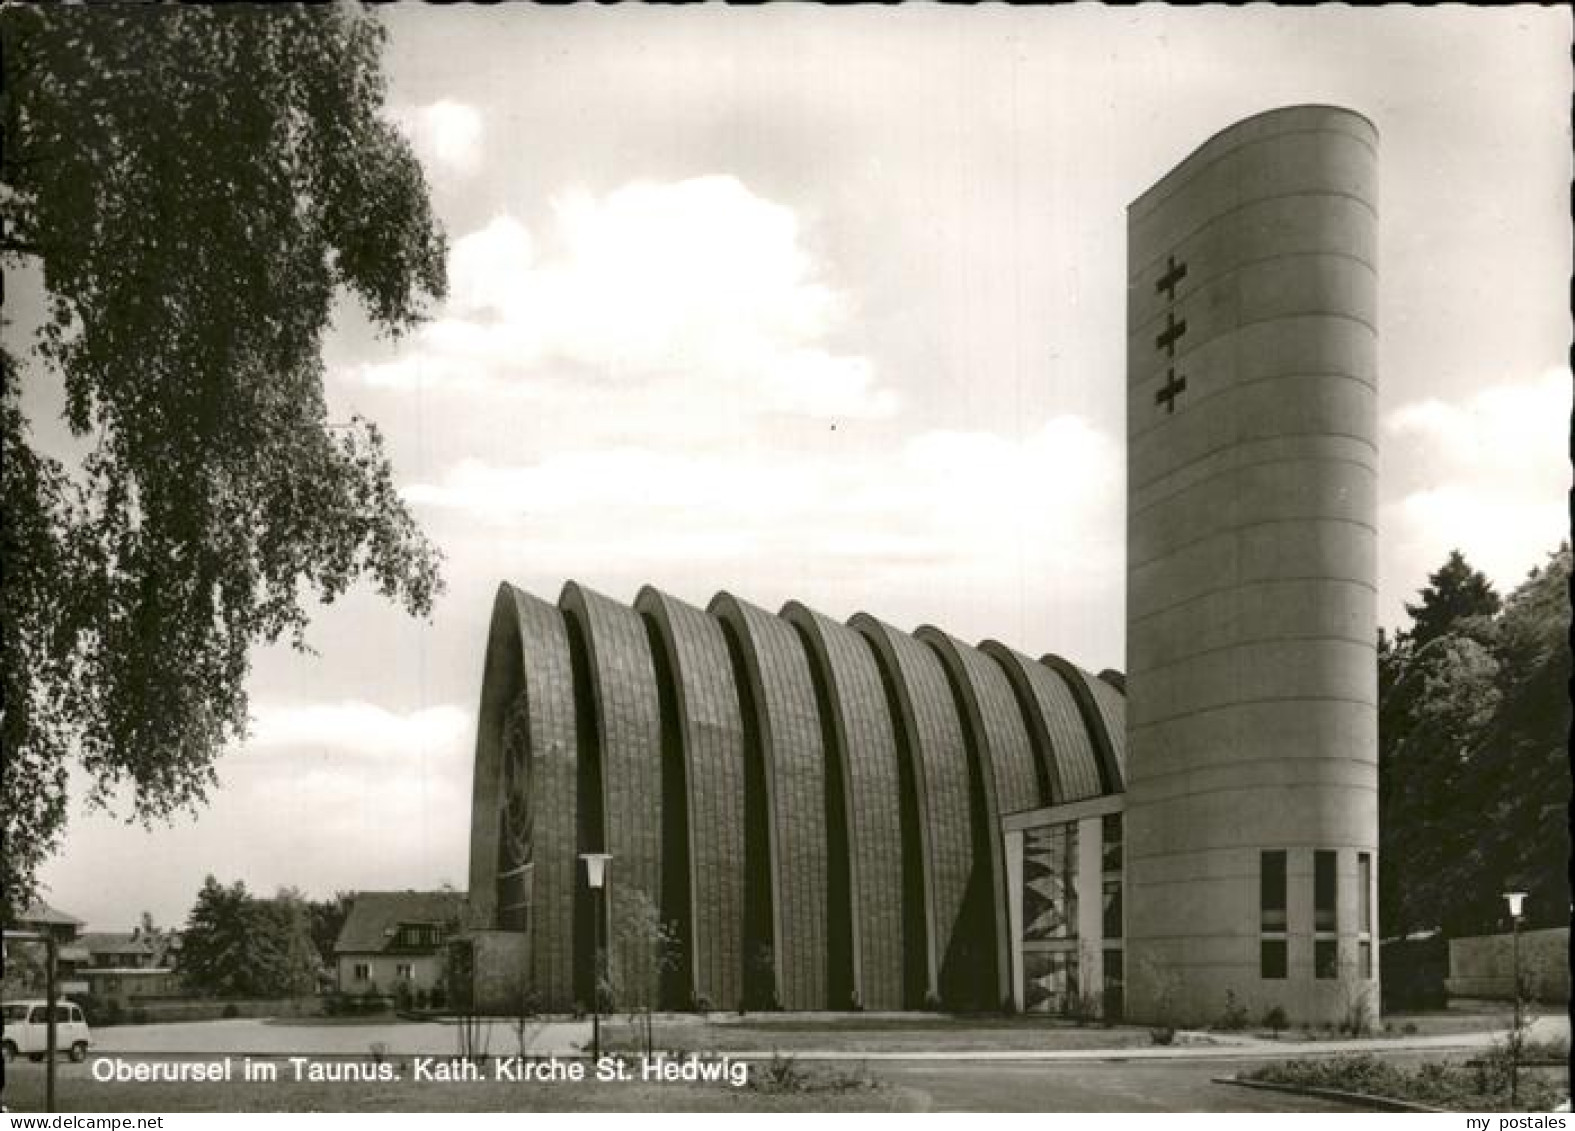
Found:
461,105 -> 1380,1026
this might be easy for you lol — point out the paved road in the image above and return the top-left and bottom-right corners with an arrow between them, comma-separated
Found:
857,1059 -> 1361,1112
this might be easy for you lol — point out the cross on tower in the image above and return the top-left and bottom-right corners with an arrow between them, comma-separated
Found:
1155,310 -> 1187,356
1156,255 -> 1188,300
1155,367 -> 1187,414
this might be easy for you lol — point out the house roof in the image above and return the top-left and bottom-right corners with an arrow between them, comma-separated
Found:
333,891 -> 467,956
12,901 -> 84,928
79,932 -> 155,956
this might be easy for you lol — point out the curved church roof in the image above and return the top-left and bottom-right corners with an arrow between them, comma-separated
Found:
468,580 -> 1125,1013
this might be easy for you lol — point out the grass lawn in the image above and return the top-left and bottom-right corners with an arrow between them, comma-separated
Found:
0,1058 -> 925,1113
602,1015 -> 1157,1054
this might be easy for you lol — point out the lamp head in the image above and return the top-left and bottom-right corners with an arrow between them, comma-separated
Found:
1503,890 -> 1528,919
580,852 -> 612,890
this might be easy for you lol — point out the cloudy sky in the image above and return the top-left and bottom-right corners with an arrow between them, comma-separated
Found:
26,6 -> 1570,930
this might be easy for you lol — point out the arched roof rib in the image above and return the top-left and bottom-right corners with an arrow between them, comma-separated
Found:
560,581 -> 665,1006
635,586 -> 748,1012
468,583 -> 579,1009
853,613 -> 979,1007
782,601 -> 907,1011
710,592 -> 831,1011
983,643 -> 1108,805
918,627 -> 1040,1009
1043,655 -> 1127,794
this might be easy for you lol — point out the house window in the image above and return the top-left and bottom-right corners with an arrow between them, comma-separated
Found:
1261,939 -> 1287,980
396,963 -> 413,979
353,962 -> 370,981
1260,851 -> 1287,932
1314,850 -> 1337,932
1315,939 -> 1338,979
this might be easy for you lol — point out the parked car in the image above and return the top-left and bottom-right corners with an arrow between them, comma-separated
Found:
1,1000 -> 92,1063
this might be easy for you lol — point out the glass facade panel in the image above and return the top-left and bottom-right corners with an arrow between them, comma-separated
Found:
1102,879 -> 1123,939
1023,822 -> 1079,941
1023,950 -> 1079,1014
1103,948 -> 1124,1021
1101,813 -> 1123,872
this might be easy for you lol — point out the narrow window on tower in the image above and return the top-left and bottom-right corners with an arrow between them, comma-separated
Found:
1260,850 -> 1288,980
1314,850 -> 1337,932
1358,852 -> 1374,980
1260,850 -> 1287,932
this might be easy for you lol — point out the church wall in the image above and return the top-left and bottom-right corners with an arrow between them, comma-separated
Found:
465,584 -> 579,1011
782,602 -> 908,1011
636,587 -> 748,1013
920,628 -> 1044,1009
855,614 -> 990,1009
1124,105 -> 1379,1026
560,581 -> 665,1008
710,593 -> 831,1010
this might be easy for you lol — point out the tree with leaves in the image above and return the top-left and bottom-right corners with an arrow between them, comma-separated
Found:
1378,545 -> 1571,938
1,5 -> 447,913
180,877 -> 320,998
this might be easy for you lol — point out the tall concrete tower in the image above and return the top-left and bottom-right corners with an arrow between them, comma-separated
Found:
1124,106 -> 1379,1024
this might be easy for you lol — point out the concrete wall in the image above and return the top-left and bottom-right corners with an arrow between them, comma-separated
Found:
1124,105 -> 1380,1026
711,593 -> 831,1010
1447,928 -> 1570,1004
637,586 -> 748,1012
783,603 -> 908,1011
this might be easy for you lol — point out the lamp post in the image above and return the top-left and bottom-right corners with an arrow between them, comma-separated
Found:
1503,889 -> 1527,1107
581,853 -> 612,1062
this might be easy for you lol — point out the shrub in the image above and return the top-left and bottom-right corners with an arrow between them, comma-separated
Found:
414,988 -> 429,1010
1149,1025 -> 1176,1046
221,1002 -> 241,1019
1262,1005 -> 1289,1036
752,1051 -> 808,1094
921,990 -> 944,1012
691,994 -> 713,1014
1216,991 -> 1249,1031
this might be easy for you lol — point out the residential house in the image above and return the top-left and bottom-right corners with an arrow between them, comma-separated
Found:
332,891 -> 466,999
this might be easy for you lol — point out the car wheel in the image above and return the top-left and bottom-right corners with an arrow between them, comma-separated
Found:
1,1042 -> 15,1064
28,1052 -> 44,1063
70,1042 -> 88,1063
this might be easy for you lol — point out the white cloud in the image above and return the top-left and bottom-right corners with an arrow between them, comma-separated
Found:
1381,368 -> 1570,608
405,415 -> 1121,601
347,178 -> 896,423
392,99 -> 484,177
243,701 -> 471,762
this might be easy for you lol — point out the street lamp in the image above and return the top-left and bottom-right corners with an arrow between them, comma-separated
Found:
1503,889 -> 1528,1106
581,853 -> 612,1062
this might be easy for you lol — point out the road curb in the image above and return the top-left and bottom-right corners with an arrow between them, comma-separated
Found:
1213,1075 -> 1450,1113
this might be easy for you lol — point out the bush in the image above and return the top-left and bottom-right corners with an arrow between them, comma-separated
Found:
1149,1025 -> 1176,1046
1216,991 -> 1249,1031
1262,1005 -> 1289,1036
691,994 -> 713,1014
221,1002 -> 241,1019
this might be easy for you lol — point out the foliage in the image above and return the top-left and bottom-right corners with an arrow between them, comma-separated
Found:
0,3 -> 447,913
1379,545 -> 1571,936
1246,1051 -> 1563,1112
611,887 -> 682,1056
305,893 -> 355,969
1261,1005 -> 1289,1036
1214,991 -> 1250,1032
179,876 -> 321,998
